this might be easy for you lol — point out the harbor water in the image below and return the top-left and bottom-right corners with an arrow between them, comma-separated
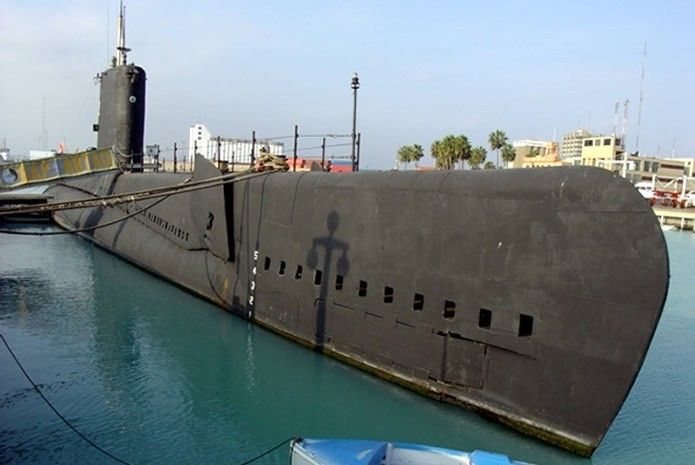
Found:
1,227 -> 693,465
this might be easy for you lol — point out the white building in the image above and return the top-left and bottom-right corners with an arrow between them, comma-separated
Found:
188,123 -> 284,165
28,150 -> 57,160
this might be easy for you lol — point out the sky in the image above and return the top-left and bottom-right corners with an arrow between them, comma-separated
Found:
1,0 -> 694,169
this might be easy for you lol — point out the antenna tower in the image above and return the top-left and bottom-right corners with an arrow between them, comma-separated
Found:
621,99 -> 629,177
635,43 -> 646,153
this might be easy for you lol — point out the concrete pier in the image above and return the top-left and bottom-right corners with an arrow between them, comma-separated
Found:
653,207 -> 695,232
0,192 -> 53,222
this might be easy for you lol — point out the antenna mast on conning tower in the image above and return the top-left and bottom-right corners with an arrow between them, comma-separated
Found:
115,1 -> 130,66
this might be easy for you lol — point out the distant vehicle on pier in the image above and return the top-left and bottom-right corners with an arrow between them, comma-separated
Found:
641,177 -> 695,208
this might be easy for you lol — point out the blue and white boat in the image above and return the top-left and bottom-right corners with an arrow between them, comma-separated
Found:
289,438 -> 534,465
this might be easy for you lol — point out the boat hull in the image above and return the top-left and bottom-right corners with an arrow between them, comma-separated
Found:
290,438 -> 532,465
48,160 -> 669,456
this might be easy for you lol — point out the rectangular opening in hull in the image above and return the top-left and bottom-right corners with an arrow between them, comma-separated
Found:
384,286 -> 393,303
519,313 -> 533,337
479,308 -> 492,328
444,300 -> 456,319
358,280 -> 368,297
413,293 -> 424,311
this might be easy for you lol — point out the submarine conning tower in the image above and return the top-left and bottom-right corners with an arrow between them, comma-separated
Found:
95,1 -> 146,172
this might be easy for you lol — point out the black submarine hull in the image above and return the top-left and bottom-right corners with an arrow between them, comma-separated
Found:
48,159 -> 669,456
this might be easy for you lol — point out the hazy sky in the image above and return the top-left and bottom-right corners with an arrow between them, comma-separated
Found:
1,1 -> 694,168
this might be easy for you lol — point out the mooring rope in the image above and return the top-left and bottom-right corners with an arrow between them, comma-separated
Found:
1,333 -> 296,465
0,196 -> 168,236
0,153 -> 289,218
235,437 -> 297,465
0,154 -> 289,236
0,333 -> 133,465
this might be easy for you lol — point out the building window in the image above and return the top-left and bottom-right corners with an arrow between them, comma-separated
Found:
584,140 -> 593,147
279,261 -> 286,275
603,138 -> 611,145
335,275 -> 344,290
615,138 -> 621,146
313,270 -> 322,286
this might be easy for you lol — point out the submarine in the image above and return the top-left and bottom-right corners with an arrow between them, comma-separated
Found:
46,6 -> 669,457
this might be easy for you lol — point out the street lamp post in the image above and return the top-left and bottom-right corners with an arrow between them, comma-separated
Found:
350,72 -> 360,172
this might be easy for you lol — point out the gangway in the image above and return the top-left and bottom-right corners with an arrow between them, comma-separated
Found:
0,149 -> 119,191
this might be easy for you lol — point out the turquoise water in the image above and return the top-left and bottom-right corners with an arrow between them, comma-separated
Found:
1,227 -> 693,465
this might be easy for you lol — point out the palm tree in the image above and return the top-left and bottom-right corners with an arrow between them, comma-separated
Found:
454,135 -> 472,169
483,161 -> 496,169
440,135 -> 458,170
432,135 -> 470,170
397,144 -> 424,169
411,144 -> 424,168
469,146 -> 487,170
431,140 -> 444,169
397,145 -> 412,169
488,130 -> 508,168
501,143 -> 516,167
